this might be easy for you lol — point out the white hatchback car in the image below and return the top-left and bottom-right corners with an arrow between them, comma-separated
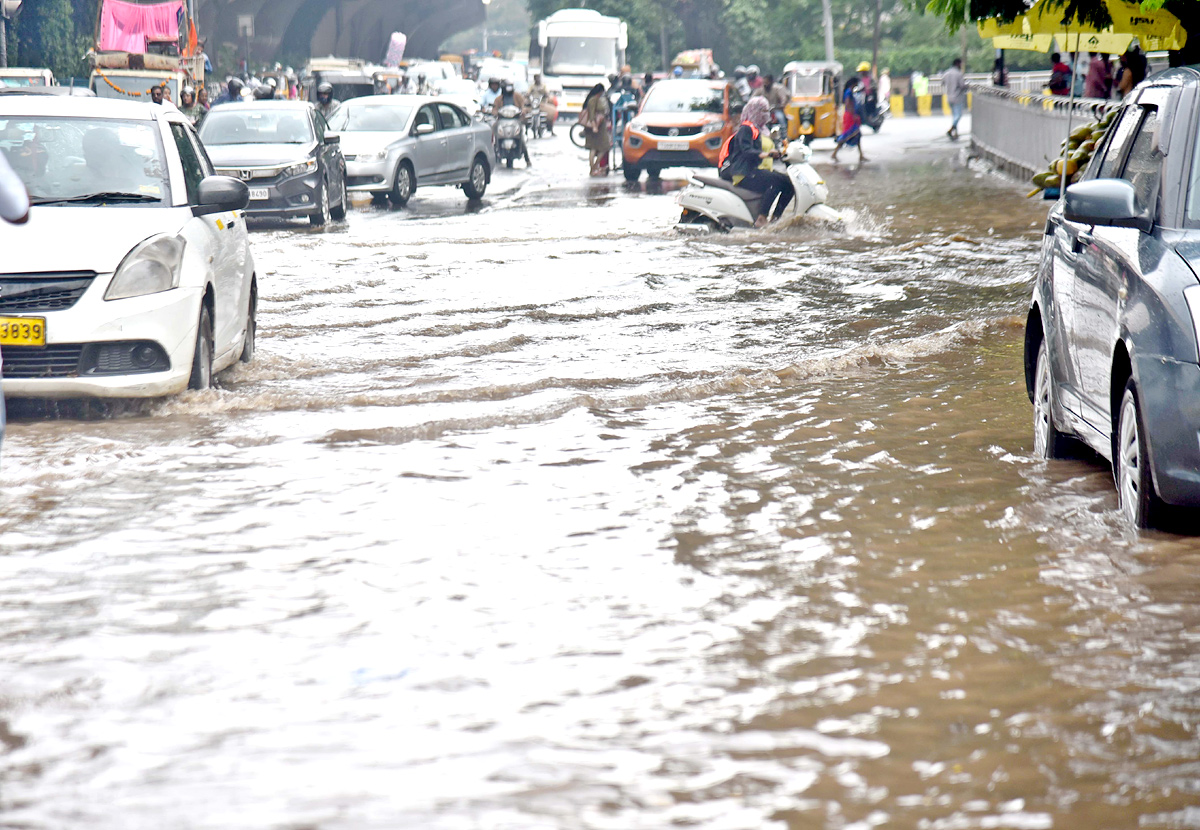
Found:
0,96 -> 255,398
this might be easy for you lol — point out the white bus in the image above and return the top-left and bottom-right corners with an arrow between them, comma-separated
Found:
531,9 -> 626,117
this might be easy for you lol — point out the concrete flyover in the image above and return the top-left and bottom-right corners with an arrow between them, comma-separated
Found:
194,0 -> 485,67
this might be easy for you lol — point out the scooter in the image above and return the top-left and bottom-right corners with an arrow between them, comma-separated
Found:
494,104 -> 530,168
863,91 -> 889,133
676,141 -> 843,231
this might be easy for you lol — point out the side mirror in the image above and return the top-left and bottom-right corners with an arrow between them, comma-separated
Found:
414,122 -> 434,135
324,132 -> 340,144
193,175 -> 249,216
1064,178 -> 1153,232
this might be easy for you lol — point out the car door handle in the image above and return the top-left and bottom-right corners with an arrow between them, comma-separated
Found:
1073,231 -> 1092,253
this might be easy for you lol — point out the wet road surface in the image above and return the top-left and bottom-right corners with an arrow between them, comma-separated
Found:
2,116 -> 1199,829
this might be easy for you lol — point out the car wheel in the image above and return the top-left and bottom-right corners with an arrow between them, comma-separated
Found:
309,179 -> 330,226
1115,382 -> 1163,528
463,156 -> 488,199
623,163 -> 641,182
240,278 -> 257,364
391,162 -> 413,207
1032,339 -> 1069,459
330,173 -> 348,220
188,303 -> 214,390
506,156 -> 514,169
646,166 -> 662,180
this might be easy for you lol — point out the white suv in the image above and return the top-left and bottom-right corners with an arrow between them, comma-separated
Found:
0,96 -> 256,398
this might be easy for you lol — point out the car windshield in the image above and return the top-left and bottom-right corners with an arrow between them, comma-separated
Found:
200,109 -> 314,144
544,37 -> 617,75
642,82 -> 724,114
326,104 -> 412,132
434,79 -> 477,97
787,73 -> 825,97
0,115 -> 169,205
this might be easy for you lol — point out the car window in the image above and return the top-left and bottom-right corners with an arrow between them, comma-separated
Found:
169,121 -> 205,203
181,123 -> 214,177
436,103 -> 465,129
311,110 -> 326,142
413,105 -> 440,132
1120,107 -> 1160,211
1095,105 -> 1141,180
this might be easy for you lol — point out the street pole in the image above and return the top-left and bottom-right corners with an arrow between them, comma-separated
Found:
481,0 -> 491,55
0,16 -> 7,69
821,0 -> 835,64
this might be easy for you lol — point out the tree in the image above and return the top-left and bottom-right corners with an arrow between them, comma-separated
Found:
8,0 -> 96,80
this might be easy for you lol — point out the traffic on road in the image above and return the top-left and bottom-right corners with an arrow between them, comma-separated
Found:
0,31 -> 1198,830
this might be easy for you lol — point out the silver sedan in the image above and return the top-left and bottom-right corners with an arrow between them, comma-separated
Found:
327,95 -> 495,206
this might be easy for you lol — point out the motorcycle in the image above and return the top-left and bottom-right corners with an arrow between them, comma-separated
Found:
676,140 -> 843,231
494,104 -> 530,168
862,90 -> 889,133
527,95 -> 546,139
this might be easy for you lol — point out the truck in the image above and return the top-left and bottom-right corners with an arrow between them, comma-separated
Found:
87,0 -> 204,105
530,9 -> 627,117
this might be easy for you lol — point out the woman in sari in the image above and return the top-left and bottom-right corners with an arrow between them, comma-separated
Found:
580,83 -> 612,176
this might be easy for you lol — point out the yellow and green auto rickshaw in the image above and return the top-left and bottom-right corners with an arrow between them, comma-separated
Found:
781,61 -> 842,143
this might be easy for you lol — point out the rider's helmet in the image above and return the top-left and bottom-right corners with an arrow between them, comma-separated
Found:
502,80 -> 514,94
747,64 -> 759,77
488,77 -> 500,88
620,73 -> 633,89
227,77 -> 244,97
253,83 -> 274,100
734,65 -> 746,77
672,66 -> 683,77
316,81 -> 333,102
857,61 -> 871,73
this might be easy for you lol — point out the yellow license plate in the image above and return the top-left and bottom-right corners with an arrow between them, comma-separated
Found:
0,317 -> 47,346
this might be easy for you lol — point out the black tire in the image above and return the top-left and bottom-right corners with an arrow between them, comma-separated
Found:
391,162 -> 414,207
646,166 -> 661,180
330,173 -> 348,220
1115,382 -> 1164,528
309,179 -> 331,226
569,121 -> 586,148
623,163 -> 640,182
463,156 -> 488,199
240,278 -> 257,363
1032,339 -> 1069,459
506,156 -> 514,169
188,303 -> 214,390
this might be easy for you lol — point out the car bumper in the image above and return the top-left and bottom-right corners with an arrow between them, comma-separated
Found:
345,159 -> 393,193
236,172 -> 323,217
624,132 -> 724,168
2,284 -> 201,399
1136,354 -> 1200,507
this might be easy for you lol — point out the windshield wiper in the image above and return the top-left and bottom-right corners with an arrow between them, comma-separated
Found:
31,191 -> 161,205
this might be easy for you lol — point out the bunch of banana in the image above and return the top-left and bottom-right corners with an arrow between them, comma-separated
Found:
1027,108 -> 1117,198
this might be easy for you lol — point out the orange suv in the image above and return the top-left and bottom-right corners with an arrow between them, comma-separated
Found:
621,79 -> 742,182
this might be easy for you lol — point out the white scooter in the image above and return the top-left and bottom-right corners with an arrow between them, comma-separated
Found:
676,141 -> 844,231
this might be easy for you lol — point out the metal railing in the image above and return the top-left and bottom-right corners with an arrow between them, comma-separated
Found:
967,82 -> 1116,179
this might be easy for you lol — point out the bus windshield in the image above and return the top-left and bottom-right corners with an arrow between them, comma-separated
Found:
544,36 -> 616,75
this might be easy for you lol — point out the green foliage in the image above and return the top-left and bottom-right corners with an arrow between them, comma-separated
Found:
8,0 -> 96,79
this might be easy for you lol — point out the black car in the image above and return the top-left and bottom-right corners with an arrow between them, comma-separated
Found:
1025,68 -> 1200,528
199,100 -> 347,226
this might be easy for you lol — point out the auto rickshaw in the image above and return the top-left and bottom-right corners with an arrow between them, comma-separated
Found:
781,61 -> 841,143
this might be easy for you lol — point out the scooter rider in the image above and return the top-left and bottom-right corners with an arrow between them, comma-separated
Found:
492,80 -> 532,167
481,77 -> 502,110
718,97 -> 793,227
314,82 -> 340,119
213,76 -> 243,105
528,73 -> 556,135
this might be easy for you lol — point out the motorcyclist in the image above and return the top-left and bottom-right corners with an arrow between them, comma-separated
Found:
733,66 -> 750,99
746,64 -> 763,91
179,85 -> 205,125
213,76 -> 243,106
492,80 -> 531,167
314,82 -> 339,119
481,77 -> 502,110
752,73 -> 789,133
253,78 -> 276,100
718,97 -> 793,227
528,73 -> 556,135
416,72 -> 431,95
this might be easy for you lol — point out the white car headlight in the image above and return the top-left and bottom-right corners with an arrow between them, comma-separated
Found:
284,159 -> 318,178
628,117 -> 647,132
701,120 -> 725,134
105,234 -> 185,301
356,151 -> 388,163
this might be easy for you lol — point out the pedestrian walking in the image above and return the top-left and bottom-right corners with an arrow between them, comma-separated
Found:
831,76 -> 867,164
1048,52 -> 1071,96
1084,53 -> 1111,99
580,83 -> 612,177
943,58 -> 966,140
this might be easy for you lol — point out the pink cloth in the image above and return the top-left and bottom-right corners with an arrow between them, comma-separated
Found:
99,0 -> 183,53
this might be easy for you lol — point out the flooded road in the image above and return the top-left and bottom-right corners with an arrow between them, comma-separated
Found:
2,118 -> 1199,829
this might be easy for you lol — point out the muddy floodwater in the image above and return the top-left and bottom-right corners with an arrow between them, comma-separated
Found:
2,119 -> 1198,829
